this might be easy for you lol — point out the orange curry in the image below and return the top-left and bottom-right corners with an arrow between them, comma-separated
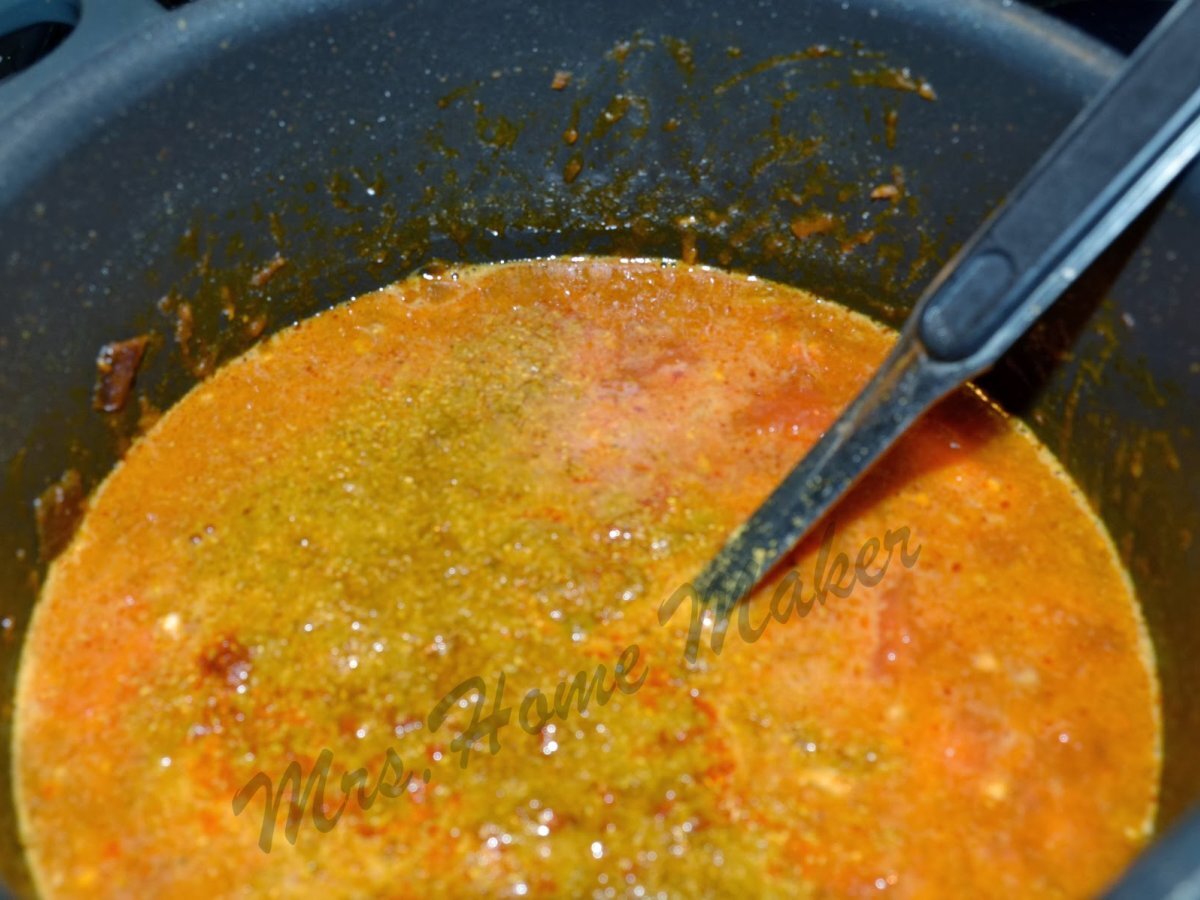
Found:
14,258 -> 1159,897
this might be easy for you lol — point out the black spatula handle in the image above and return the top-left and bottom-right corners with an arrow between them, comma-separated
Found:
917,0 -> 1200,365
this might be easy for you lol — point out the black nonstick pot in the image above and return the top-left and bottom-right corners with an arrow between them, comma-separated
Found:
0,0 -> 1196,895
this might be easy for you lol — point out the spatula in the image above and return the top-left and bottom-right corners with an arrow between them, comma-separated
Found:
691,0 -> 1200,616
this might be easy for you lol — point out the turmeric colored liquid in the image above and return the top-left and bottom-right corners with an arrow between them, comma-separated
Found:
15,258 -> 1159,897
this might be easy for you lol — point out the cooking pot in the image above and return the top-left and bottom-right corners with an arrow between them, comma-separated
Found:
0,0 -> 1196,895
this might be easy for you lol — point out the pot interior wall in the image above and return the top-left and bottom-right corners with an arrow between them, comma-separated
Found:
0,0 -> 1196,894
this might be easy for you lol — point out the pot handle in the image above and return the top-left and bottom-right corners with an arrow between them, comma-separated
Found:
0,0 -> 166,122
